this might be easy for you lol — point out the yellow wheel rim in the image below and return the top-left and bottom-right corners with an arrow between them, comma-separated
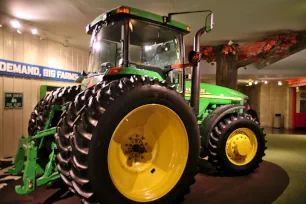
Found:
107,104 -> 189,202
225,128 -> 258,166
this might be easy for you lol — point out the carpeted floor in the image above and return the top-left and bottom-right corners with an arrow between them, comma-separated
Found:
1,132 -> 306,203
264,133 -> 306,204
0,161 -> 289,204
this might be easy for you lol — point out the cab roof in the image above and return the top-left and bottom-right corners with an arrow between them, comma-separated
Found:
87,5 -> 191,35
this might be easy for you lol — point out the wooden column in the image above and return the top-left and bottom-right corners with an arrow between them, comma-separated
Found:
216,53 -> 239,90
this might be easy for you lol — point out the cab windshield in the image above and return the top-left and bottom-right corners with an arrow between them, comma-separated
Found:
128,19 -> 183,71
88,21 -> 123,73
87,18 -> 184,82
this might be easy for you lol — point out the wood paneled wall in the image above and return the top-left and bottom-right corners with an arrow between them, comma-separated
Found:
0,27 -> 88,158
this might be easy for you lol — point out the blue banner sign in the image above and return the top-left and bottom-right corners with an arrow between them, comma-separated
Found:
0,58 -> 81,82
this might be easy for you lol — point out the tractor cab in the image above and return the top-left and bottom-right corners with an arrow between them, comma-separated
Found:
85,6 -> 191,91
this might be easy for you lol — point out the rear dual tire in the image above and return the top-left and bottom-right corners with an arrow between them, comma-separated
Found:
65,76 -> 200,203
28,86 -> 81,168
55,82 -> 108,193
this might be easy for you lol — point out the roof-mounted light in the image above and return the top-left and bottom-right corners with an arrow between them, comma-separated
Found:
116,7 -> 130,14
186,26 -> 191,32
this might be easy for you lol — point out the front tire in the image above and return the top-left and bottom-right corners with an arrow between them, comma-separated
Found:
207,113 -> 267,175
70,76 -> 200,203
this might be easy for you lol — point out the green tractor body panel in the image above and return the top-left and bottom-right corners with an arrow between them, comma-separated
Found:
78,68 -> 164,91
89,6 -> 190,33
184,81 -> 247,123
104,67 -> 164,80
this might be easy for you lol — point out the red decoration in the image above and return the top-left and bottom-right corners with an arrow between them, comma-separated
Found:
263,39 -> 277,53
286,77 -> 306,85
198,31 -> 305,68
200,46 -> 216,63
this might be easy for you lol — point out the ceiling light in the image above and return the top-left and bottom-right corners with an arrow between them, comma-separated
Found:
248,81 -> 252,86
278,81 -> 282,86
264,80 -> 268,84
32,28 -> 38,35
254,81 -> 258,85
11,20 -> 21,28
0,24 -> 2,28
17,30 -> 22,34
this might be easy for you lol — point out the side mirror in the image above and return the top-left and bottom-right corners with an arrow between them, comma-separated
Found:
205,13 -> 214,32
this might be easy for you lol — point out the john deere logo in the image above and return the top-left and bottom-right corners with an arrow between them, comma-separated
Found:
185,88 -> 211,97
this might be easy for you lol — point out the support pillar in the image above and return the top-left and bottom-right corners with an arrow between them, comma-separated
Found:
216,50 -> 239,90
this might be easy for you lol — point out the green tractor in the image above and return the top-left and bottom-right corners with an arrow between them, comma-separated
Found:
8,5 -> 266,204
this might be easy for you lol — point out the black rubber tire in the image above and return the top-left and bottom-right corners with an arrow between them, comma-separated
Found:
55,82 -> 108,193
70,75 -> 200,204
28,86 -> 81,136
207,112 -> 267,176
27,86 -> 81,169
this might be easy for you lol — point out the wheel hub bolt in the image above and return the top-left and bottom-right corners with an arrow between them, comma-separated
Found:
132,144 -> 145,154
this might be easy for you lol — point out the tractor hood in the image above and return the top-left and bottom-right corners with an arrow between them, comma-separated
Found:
185,81 -> 248,101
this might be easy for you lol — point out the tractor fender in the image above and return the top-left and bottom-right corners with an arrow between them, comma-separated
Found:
200,104 -> 245,158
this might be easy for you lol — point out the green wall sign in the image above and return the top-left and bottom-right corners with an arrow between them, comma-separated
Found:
4,93 -> 23,108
